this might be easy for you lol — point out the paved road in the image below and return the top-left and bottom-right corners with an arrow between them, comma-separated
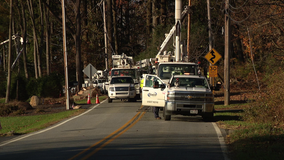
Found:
0,99 -> 228,160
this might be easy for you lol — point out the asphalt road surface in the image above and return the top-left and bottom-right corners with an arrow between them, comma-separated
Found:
0,99 -> 228,160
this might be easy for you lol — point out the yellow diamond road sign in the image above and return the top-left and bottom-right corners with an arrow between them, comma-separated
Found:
205,48 -> 222,65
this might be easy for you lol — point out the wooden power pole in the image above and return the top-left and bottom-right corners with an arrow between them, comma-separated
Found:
103,0 -> 108,70
224,0 -> 230,105
207,0 -> 213,85
62,0 -> 70,110
6,0 -> 13,103
187,0 -> 191,62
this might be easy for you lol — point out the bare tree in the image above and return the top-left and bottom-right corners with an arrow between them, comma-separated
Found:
27,0 -> 39,78
5,0 -> 13,103
112,0 -> 118,54
75,0 -> 82,92
20,0 -> 29,79
44,0 -> 51,75
107,0 -> 113,68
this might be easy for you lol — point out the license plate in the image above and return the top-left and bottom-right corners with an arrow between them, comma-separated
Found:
190,110 -> 198,114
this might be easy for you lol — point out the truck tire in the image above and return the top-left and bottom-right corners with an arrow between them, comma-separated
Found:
202,112 -> 214,122
108,97 -> 112,103
128,98 -> 136,102
163,108 -> 171,121
165,115 -> 171,121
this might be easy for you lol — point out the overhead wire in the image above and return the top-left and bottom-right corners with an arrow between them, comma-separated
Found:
224,4 -> 258,24
229,0 -> 249,10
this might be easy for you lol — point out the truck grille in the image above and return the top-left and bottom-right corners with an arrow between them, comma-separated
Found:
167,92 -> 213,102
183,105 -> 202,109
115,87 -> 129,91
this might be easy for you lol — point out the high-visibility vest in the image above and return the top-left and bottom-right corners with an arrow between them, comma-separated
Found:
140,78 -> 144,88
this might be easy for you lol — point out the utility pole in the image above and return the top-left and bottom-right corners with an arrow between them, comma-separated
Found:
224,0 -> 230,105
207,0 -> 213,85
175,0 -> 182,62
5,0 -> 13,103
62,0 -> 69,110
103,0 -> 108,70
187,0 -> 191,62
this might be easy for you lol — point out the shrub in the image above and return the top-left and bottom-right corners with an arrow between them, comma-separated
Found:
40,73 -> 63,98
0,104 -> 18,116
10,75 -> 29,101
243,71 -> 284,126
26,73 -> 63,98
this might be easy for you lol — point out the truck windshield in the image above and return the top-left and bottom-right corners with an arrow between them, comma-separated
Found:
158,64 -> 198,79
110,77 -> 134,84
111,69 -> 136,79
170,77 -> 209,88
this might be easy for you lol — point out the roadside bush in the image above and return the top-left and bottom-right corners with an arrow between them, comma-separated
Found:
243,71 -> 284,126
0,104 -> 18,116
40,73 -> 63,98
26,77 -> 38,97
10,75 -> 29,101
0,70 -> 7,97
26,73 -> 63,98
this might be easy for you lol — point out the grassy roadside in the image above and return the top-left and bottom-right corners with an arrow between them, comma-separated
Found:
0,109 -> 86,136
215,103 -> 284,160
0,96 -> 107,136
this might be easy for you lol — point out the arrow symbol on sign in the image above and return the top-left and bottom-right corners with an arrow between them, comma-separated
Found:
210,50 -> 215,63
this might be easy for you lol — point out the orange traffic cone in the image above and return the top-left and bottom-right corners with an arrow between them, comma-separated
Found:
87,94 -> 91,104
96,94 -> 100,104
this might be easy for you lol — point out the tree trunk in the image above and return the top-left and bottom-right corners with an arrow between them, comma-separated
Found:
27,0 -> 39,79
160,0 -> 166,26
107,0 -> 113,67
6,0 -> 13,103
75,0 -> 82,92
112,0 -> 118,55
12,15 -> 20,101
152,0 -> 157,41
146,0 -> 152,49
20,0 -> 29,79
38,0 -> 44,77
44,0 -> 50,75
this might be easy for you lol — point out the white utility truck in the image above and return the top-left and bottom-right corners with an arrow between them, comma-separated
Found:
103,53 -> 141,99
142,74 -> 215,121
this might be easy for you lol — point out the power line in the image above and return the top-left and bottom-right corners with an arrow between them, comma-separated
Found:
224,5 -> 258,24
229,0 -> 249,10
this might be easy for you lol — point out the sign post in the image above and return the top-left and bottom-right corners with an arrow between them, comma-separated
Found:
205,49 -> 222,92
83,64 -> 97,88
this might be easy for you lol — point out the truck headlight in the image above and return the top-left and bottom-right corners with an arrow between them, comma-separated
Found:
167,91 -> 176,101
109,87 -> 115,91
166,102 -> 175,111
135,83 -> 139,89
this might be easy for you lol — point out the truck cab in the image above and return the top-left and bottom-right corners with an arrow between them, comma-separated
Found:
156,62 -> 199,84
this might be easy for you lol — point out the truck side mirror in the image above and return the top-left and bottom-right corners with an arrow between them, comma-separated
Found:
160,84 -> 166,89
153,81 -> 159,88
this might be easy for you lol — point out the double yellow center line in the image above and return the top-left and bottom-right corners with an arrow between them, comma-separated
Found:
69,107 -> 146,160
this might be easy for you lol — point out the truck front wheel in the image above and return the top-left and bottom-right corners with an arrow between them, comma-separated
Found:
108,97 -> 112,103
202,112 -> 214,121
165,115 -> 171,121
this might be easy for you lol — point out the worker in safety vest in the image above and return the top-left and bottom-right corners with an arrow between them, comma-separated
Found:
140,74 -> 146,99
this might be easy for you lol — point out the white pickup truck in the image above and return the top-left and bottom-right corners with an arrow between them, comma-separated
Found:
142,74 -> 215,121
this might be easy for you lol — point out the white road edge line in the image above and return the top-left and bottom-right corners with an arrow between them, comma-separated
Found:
212,122 -> 230,160
0,100 -> 107,147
